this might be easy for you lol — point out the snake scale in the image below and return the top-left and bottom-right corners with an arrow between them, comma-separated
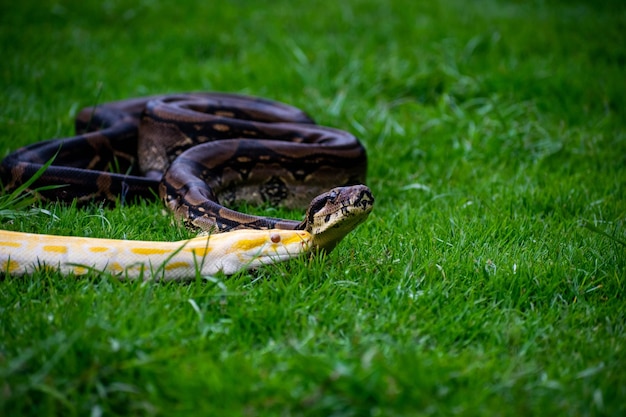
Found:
0,93 -> 374,279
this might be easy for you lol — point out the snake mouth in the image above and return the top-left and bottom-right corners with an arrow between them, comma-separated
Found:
305,184 -> 374,251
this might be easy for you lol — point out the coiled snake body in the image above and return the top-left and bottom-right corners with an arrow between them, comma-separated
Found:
0,93 -> 374,278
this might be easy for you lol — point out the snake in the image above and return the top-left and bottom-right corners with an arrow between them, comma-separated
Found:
0,93 -> 374,279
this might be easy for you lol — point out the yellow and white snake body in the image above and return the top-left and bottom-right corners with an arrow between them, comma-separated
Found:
0,229 -> 311,280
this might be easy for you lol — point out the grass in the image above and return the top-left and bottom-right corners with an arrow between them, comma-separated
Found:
1,0 -> 625,415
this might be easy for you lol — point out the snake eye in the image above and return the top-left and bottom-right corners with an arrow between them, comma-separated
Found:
328,189 -> 339,202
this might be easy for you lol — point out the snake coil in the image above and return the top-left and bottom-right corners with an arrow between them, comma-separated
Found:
0,93 -> 374,252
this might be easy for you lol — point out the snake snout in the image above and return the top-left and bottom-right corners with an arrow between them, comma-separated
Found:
356,186 -> 375,211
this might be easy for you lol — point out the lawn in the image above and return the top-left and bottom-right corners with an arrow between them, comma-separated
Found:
1,0 -> 625,415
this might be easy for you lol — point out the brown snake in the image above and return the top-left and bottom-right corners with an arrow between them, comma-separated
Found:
0,93 -> 374,253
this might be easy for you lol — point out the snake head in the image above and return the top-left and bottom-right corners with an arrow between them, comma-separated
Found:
303,184 -> 374,252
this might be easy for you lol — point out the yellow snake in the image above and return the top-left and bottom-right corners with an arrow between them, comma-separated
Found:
0,229 -> 311,280
0,93 -> 374,279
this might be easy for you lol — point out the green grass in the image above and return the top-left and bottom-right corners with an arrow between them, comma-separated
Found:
1,0 -> 625,415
